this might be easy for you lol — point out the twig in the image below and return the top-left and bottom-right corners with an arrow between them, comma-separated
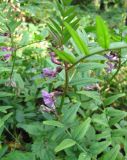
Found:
59,63 -> 69,112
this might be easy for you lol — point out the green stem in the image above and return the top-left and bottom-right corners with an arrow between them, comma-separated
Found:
101,32 -> 123,92
10,49 -> 17,80
59,64 -> 69,112
4,126 -> 19,143
6,23 -> 16,80
67,42 -> 127,71
66,129 -> 88,154
101,56 -> 121,92
16,40 -> 44,50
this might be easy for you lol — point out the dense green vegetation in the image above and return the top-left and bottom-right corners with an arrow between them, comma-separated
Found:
0,0 -> 127,159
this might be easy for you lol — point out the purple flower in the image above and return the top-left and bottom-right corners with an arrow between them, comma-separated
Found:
1,46 -> 14,52
104,52 -> 118,62
42,67 -> 62,78
56,66 -> 63,73
42,68 -> 57,78
1,47 -> 8,52
4,54 -> 11,60
106,62 -> 115,73
42,90 -> 55,108
49,52 -> 62,65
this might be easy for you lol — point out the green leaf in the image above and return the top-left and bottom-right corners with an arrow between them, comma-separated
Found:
73,118 -> 91,140
55,50 -> 76,64
102,145 -> 120,160
43,120 -> 64,128
13,73 -> 24,90
77,91 -> 102,104
96,130 -> 111,140
112,128 -> 127,137
70,78 -> 101,86
63,19 -> 79,43
92,113 -> 109,127
8,20 -> 21,33
77,62 -> 106,72
0,146 -> 8,159
62,0 -> 73,6
106,108 -> 127,125
2,113 -> 13,122
106,107 -> 127,117
0,106 -> 13,113
78,153 -> 91,160
63,103 -> 80,123
15,110 -> 25,123
20,31 -> 30,46
90,141 -> 111,156
64,22 -> 89,55
0,92 -> 14,98
64,7 -> 75,18
1,151 -> 35,160
104,93 -> 125,106
0,113 -> 13,128
96,16 -> 110,49
50,19 -> 62,34
55,139 -> 76,153
0,112 -> 13,128
17,123 -> 43,136
56,1 -> 64,17
32,138 -> 55,160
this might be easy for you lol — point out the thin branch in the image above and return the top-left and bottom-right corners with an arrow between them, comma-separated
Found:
59,63 -> 69,112
16,40 -> 44,50
6,23 -> 16,80
101,57 -> 122,92
67,42 -> 127,71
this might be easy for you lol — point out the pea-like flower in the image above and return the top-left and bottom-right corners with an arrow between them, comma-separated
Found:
42,68 -> 57,78
42,90 -> 55,108
105,51 -> 119,73
106,62 -> 116,73
49,52 -> 62,65
4,54 -> 11,60
1,46 -> 14,52
1,46 -> 14,60
42,66 -> 62,78
104,51 -> 118,62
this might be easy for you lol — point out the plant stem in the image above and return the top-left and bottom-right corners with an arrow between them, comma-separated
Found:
67,42 -> 127,71
4,126 -> 19,143
101,56 -> 122,92
59,63 -> 69,112
16,40 -> 44,50
6,23 -> 16,80
66,129 -> 88,154
10,49 -> 17,80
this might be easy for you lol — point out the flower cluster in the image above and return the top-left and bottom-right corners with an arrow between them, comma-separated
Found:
1,46 -> 14,52
42,52 -> 62,78
42,90 -> 55,108
41,52 -> 63,112
41,90 -> 61,112
49,52 -> 62,65
4,54 -> 11,60
1,46 -> 14,60
105,51 -> 119,73
42,66 -> 62,78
